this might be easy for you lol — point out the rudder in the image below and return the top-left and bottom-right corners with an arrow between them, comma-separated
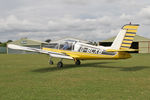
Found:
120,24 -> 139,49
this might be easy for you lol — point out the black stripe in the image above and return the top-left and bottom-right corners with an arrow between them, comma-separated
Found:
126,32 -> 136,34
123,39 -> 133,41
122,42 -> 132,45
125,35 -> 134,37
121,46 -> 130,48
121,24 -> 139,29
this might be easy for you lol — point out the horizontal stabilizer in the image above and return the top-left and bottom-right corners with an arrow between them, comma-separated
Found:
106,49 -> 139,52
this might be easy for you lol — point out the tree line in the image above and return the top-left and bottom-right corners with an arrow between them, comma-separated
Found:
0,40 -> 13,47
0,39 -> 51,47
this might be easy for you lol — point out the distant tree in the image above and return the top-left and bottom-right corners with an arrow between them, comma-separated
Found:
7,40 -> 13,43
45,39 -> 51,43
0,43 -> 7,47
0,40 -> 13,47
93,42 -> 97,46
0,42 -> 2,47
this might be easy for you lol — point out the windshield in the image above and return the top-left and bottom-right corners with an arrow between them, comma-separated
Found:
44,40 -> 77,51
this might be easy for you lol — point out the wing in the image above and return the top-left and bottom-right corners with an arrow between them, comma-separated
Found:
7,44 -> 73,59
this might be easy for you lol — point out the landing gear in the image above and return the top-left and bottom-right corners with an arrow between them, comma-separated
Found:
57,61 -> 63,68
57,59 -> 63,68
75,60 -> 81,65
49,57 -> 81,68
49,60 -> 54,65
49,57 -> 54,65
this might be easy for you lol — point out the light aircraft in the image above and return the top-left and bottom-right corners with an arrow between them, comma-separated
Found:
8,23 -> 139,68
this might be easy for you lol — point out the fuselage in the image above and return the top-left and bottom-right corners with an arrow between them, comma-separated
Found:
43,41 -> 131,60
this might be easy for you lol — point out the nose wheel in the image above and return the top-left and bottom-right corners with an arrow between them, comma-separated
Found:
49,57 -> 54,65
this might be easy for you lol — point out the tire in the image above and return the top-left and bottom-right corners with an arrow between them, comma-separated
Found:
57,62 -> 63,68
75,60 -> 81,65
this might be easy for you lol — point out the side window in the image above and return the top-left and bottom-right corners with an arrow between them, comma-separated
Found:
59,42 -> 73,51
44,43 -> 58,49
59,44 -> 65,49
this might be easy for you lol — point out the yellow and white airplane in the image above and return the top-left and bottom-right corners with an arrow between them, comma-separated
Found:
8,23 -> 139,68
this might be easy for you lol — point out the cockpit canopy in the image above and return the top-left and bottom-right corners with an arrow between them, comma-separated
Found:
44,40 -> 78,50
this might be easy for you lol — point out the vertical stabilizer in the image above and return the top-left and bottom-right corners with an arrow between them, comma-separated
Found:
111,24 -> 139,50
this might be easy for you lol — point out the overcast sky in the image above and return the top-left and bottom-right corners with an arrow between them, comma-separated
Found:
0,0 -> 150,42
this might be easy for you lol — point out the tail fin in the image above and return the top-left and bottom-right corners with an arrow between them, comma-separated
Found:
111,24 -> 139,50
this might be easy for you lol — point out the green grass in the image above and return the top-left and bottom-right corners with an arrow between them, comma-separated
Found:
0,54 -> 150,100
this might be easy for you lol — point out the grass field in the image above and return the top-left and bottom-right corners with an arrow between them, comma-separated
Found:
0,54 -> 150,100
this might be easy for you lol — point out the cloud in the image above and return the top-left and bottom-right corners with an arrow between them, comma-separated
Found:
138,6 -> 150,19
0,0 -> 150,42
62,0 -> 91,5
0,14 -> 117,41
0,15 -> 41,33
120,13 -> 132,21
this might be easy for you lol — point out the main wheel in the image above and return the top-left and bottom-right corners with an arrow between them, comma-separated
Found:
75,60 -> 81,65
49,60 -> 54,65
57,62 -> 63,68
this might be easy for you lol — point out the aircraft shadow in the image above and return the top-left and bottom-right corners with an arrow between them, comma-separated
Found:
98,66 -> 150,71
32,62 -> 112,73
120,66 -> 150,71
32,62 -> 150,73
